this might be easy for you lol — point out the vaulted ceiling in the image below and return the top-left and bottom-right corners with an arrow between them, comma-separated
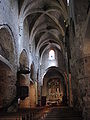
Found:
19,0 -> 69,57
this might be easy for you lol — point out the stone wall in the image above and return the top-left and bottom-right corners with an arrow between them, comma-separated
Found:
40,48 -> 65,85
0,0 -> 32,110
69,0 -> 90,119
0,0 -> 18,60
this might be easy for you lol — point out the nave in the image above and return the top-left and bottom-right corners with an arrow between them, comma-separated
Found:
0,0 -> 90,120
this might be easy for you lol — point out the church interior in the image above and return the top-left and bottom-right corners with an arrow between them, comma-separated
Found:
0,0 -> 90,120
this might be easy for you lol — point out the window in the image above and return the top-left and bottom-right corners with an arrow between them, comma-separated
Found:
49,50 -> 55,60
67,0 -> 69,6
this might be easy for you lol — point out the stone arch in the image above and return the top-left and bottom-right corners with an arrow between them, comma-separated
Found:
40,46 -> 65,84
41,66 -> 67,106
0,25 -> 16,65
43,67 -> 65,84
19,49 -> 29,68
0,26 -> 16,110
0,56 -> 16,110
45,67 -> 65,77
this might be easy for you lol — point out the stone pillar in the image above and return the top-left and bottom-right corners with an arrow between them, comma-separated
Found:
83,56 -> 90,120
29,82 -> 36,108
19,74 -> 30,108
82,10 -> 90,119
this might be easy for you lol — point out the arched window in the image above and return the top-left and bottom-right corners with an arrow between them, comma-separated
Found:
49,50 -> 55,60
67,0 -> 69,6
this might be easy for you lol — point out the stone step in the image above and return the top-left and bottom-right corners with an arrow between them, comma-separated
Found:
44,118 -> 82,120
43,107 -> 82,120
0,107 -> 82,120
0,113 -> 22,120
46,113 -> 82,116
0,118 -> 22,120
0,117 -> 22,120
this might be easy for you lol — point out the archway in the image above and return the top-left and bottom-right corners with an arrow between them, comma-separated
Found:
41,67 -> 67,106
0,27 -> 16,111
0,27 -> 15,65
